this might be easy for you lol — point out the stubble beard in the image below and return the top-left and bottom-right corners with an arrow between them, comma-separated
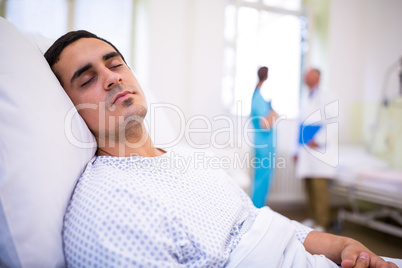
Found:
121,97 -> 134,107
118,99 -> 148,144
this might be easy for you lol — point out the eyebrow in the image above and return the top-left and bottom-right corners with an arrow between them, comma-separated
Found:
70,51 -> 120,86
103,51 -> 119,61
70,63 -> 92,86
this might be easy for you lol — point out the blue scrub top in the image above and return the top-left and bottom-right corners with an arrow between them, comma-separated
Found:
250,89 -> 274,147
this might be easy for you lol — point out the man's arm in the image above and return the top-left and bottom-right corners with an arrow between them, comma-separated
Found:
303,231 -> 398,268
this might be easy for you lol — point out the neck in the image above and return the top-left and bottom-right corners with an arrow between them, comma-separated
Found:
95,124 -> 165,157
256,81 -> 264,89
309,84 -> 319,91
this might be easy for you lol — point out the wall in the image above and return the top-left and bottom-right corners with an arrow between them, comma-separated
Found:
130,0 -> 227,147
146,0 -> 225,118
0,0 -> 5,17
328,0 -> 402,145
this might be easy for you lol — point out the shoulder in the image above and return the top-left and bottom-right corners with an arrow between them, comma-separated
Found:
71,156 -> 133,202
82,155 -> 136,179
316,87 -> 338,101
252,88 -> 262,99
66,156 -> 159,224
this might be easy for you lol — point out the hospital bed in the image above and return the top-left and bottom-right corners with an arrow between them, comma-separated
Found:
332,145 -> 402,238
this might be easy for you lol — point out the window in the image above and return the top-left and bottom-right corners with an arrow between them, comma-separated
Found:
4,0 -> 133,65
74,0 -> 133,64
222,0 -> 306,118
5,0 -> 68,39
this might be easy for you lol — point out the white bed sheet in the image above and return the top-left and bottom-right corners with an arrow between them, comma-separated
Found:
333,145 -> 402,240
335,145 -> 402,209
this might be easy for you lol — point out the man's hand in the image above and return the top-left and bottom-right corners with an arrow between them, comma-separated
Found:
345,252 -> 370,268
340,243 -> 398,268
304,231 -> 398,268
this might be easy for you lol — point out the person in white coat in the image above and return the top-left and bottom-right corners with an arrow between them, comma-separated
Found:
294,68 -> 339,231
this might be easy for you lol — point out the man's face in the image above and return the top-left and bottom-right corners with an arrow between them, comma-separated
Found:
304,69 -> 319,90
52,38 -> 147,138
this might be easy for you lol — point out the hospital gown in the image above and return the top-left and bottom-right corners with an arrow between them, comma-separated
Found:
63,145 -> 312,267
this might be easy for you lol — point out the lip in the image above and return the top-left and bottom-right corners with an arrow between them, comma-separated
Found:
112,91 -> 133,104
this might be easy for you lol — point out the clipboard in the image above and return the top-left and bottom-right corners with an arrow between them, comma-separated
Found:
298,124 -> 321,145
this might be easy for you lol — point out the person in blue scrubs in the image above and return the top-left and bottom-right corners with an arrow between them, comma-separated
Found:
250,66 -> 278,208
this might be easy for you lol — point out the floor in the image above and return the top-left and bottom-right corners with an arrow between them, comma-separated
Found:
270,204 -> 402,259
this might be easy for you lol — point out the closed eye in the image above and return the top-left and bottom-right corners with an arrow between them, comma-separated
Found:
110,64 -> 123,69
81,77 -> 94,87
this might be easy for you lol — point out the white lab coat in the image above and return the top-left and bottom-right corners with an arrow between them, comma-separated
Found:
295,87 -> 339,180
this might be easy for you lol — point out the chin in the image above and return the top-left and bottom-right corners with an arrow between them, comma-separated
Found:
123,105 -> 147,124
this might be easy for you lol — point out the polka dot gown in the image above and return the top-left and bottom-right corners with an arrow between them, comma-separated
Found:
63,145 -> 311,267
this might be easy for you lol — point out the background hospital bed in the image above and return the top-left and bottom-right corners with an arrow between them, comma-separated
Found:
332,145 -> 402,238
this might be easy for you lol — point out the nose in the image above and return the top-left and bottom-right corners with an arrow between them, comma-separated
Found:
103,67 -> 122,90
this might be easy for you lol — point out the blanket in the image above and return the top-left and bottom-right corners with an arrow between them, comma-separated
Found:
225,207 -> 339,267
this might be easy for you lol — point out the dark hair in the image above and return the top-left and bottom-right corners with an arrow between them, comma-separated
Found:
44,30 -> 127,71
257,66 -> 268,81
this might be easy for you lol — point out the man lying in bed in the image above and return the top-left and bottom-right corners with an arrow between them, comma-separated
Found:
44,30 -> 397,268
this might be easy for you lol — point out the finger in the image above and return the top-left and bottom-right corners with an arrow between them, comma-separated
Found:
353,252 -> 370,268
340,250 -> 359,268
340,251 -> 360,268
376,261 -> 399,268
370,256 -> 399,268
387,261 -> 399,268
340,259 -> 355,268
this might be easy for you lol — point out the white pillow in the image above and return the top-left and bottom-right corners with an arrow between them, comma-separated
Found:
0,17 -> 96,268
